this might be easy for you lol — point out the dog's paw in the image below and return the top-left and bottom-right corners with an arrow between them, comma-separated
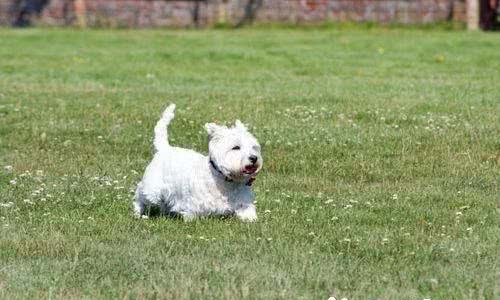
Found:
133,212 -> 148,219
181,212 -> 196,222
236,206 -> 257,222
239,214 -> 257,222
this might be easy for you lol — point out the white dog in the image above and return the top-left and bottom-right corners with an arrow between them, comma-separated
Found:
133,104 -> 263,222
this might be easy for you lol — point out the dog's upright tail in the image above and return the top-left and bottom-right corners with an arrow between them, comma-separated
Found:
154,104 -> 176,152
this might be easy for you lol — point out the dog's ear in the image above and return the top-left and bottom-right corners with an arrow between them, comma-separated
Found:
205,123 -> 223,138
234,120 -> 247,131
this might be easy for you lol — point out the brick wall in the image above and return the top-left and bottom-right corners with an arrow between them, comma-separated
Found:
0,0 -> 467,27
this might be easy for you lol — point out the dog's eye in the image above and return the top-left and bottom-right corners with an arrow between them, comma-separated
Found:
232,146 -> 240,150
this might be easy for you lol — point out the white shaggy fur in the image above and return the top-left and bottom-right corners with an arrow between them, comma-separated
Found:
133,104 -> 263,222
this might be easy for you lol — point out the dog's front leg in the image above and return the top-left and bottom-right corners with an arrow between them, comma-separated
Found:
235,205 -> 257,222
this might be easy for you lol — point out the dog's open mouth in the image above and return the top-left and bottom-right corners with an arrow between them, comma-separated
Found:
243,165 -> 259,175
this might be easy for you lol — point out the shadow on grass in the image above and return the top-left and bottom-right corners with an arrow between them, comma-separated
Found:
141,206 -> 234,222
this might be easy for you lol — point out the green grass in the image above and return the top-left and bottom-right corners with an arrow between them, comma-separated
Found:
0,27 -> 499,299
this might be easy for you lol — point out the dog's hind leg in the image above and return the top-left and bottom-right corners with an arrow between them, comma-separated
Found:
133,187 -> 147,218
133,199 -> 146,218
133,183 -> 158,219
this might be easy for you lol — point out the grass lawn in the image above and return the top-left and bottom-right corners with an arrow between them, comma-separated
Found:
0,27 -> 499,299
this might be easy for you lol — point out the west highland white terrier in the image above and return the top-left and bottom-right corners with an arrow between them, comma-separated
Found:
133,104 -> 263,222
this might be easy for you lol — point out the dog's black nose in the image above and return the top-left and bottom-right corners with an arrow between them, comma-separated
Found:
249,155 -> 258,164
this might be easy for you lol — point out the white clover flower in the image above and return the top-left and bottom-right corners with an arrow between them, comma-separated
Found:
4,165 -> 12,172
392,194 -> 398,200
9,179 -> 17,185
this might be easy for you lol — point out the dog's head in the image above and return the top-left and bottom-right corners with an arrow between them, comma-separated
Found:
205,120 -> 263,184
